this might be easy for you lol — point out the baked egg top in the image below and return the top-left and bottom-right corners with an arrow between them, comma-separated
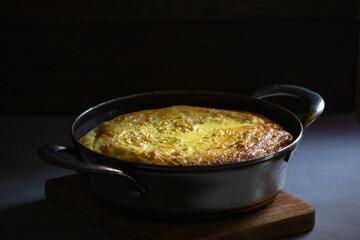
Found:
80,105 -> 293,166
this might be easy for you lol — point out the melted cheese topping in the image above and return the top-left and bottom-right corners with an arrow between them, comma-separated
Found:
80,105 -> 293,166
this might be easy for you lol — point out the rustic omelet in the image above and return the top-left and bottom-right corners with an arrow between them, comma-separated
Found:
80,105 -> 293,166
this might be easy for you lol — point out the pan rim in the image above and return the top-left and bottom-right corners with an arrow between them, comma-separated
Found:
71,90 -> 303,172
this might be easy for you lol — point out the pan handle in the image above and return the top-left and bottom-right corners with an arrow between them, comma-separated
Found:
252,84 -> 325,129
38,144 -> 146,199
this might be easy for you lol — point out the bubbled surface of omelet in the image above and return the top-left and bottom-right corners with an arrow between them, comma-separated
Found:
80,105 -> 293,166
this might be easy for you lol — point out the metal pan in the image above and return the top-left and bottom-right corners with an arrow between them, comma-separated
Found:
38,84 -> 324,219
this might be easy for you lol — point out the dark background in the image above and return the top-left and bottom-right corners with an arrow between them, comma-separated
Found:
1,0 -> 359,115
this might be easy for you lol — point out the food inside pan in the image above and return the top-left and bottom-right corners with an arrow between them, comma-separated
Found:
79,105 -> 293,166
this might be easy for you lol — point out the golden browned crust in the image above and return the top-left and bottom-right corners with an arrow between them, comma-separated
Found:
80,105 -> 293,166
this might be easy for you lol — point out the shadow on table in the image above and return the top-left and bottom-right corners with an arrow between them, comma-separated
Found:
279,231 -> 313,240
0,200 -> 116,240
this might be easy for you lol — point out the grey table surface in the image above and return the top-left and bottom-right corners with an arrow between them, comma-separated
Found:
1,112 -> 360,240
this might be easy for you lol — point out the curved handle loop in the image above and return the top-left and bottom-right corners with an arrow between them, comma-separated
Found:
38,144 -> 146,199
252,84 -> 325,129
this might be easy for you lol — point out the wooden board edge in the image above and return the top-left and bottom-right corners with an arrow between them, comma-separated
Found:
44,174 -> 315,240
199,204 -> 315,240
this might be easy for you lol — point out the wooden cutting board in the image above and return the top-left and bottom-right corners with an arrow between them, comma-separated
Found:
45,174 -> 315,240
